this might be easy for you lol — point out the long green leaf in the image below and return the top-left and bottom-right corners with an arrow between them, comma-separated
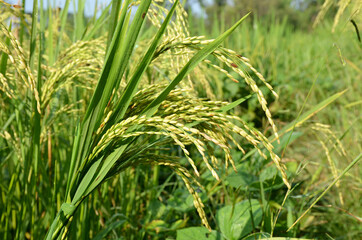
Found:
111,0 -> 180,123
220,94 -> 252,113
72,145 -> 127,204
241,89 -> 347,161
75,11 -> 252,204
0,22 -> 11,75
68,0 -> 152,200
107,0 -> 122,49
55,0 -> 71,58
47,0 -> 54,65
29,0 -> 38,68
66,0 -> 131,188
276,89 -> 347,139
82,3 -> 112,41
66,0 -> 132,202
73,2 -> 181,200
287,152 -> 362,231
75,0 -> 86,41
142,13 -> 251,117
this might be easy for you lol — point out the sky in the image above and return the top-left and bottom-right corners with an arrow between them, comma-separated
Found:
4,0 -> 207,17
6,0 -> 112,17
4,0 -> 307,19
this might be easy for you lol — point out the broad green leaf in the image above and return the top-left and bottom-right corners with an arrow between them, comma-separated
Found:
144,220 -> 167,231
226,171 -> 257,189
243,235 -> 312,240
170,219 -> 187,230
216,199 -> 262,240
167,189 -> 198,212
226,166 -> 285,191
147,200 -> 166,220
177,227 -> 221,240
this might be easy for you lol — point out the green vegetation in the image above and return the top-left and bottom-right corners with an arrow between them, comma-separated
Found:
0,0 -> 360,239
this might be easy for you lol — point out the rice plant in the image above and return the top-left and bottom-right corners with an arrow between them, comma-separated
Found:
0,0 -> 296,239
314,0 -> 361,32
1,0 -> 361,239
190,3 -> 361,239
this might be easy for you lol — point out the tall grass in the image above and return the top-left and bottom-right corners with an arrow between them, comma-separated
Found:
0,0 -> 360,239
190,7 -> 361,239
0,0 -> 292,239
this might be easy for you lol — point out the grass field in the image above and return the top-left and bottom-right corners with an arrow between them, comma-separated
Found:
0,0 -> 361,239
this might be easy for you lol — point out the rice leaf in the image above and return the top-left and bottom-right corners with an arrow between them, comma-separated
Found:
241,89 -> 347,161
142,13 -> 251,117
68,0 -> 151,202
107,0 -> 122,48
287,152 -> 362,231
111,0 -> 180,123
55,0 -> 71,57
0,23 -> 11,75
219,94 -> 252,113
82,3 -> 112,41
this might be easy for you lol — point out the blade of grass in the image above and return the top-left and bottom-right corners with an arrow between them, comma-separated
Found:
277,89 -> 347,140
92,0 -> 98,24
107,0 -> 122,49
241,89 -> 347,161
65,0 -> 132,195
70,0 -> 181,205
46,0 -> 155,237
29,0 -> 38,68
19,0 -> 25,44
55,0 -> 71,57
111,0 -> 180,123
28,0 -> 41,238
75,0 -> 86,41
219,94 -> 252,113
73,12 -> 252,206
0,22 -> 11,75
82,3 -> 111,41
142,13 -> 251,117
69,0 -> 152,200
47,1 -> 54,65
287,152 -> 362,231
